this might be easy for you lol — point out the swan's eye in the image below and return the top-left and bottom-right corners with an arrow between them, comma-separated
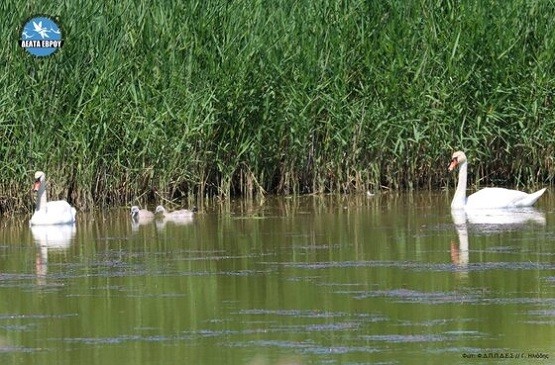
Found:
451,157 -> 457,162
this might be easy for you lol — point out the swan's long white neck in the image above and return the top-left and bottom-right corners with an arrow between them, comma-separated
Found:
451,161 -> 467,209
35,182 -> 47,212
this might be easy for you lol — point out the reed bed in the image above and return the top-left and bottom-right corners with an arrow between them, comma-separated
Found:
1,0 -> 555,212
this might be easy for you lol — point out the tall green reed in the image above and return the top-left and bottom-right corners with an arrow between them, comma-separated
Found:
0,0 -> 554,213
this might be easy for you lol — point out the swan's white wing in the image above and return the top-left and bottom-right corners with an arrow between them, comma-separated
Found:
169,209 -> 195,218
45,200 -> 73,211
31,200 -> 75,225
466,187 -> 545,209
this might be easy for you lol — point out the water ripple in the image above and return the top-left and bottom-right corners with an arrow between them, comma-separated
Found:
238,309 -> 385,322
351,289 -> 555,306
279,260 -> 555,272
230,340 -> 380,355
354,288 -> 480,304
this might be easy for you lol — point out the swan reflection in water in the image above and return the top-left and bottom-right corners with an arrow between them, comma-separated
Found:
450,208 -> 546,275
31,224 -> 76,284
155,215 -> 195,230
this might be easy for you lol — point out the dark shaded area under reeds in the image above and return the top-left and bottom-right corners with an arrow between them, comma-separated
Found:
1,0 -> 555,212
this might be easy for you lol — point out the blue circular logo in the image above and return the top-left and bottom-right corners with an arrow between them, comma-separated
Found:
20,16 -> 63,57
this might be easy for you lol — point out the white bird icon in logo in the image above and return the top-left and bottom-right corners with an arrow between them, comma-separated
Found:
33,21 -> 50,38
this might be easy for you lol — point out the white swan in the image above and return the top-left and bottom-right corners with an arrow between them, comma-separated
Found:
448,151 -> 546,210
130,206 -> 154,221
30,171 -> 76,226
130,206 -> 154,231
154,205 -> 197,219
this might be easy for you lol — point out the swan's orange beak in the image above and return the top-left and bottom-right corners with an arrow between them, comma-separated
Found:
33,180 -> 41,192
448,158 -> 458,172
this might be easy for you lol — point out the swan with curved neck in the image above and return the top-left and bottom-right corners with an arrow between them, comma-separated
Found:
30,171 -> 76,225
448,151 -> 546,210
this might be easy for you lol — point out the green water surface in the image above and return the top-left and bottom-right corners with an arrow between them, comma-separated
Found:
0,193 -> 553,364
